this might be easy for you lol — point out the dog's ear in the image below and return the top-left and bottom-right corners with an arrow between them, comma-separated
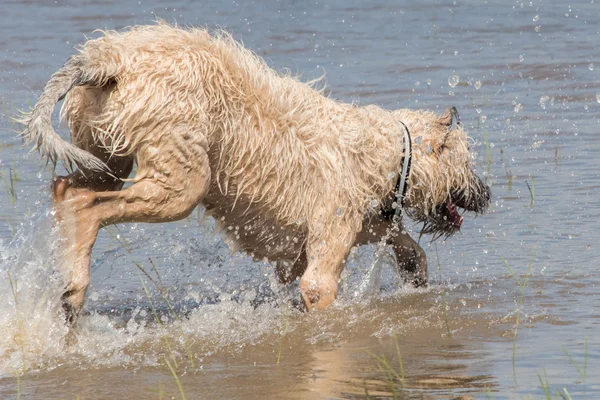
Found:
440,107 -> 460,130
439,107 -> 460,149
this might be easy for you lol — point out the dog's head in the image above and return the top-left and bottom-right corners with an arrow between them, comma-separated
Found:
393,107 -> 491,238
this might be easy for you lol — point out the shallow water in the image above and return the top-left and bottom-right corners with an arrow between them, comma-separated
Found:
1,0 -> 599,398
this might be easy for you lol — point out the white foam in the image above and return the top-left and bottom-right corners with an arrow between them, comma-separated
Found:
0,211 -> 69,376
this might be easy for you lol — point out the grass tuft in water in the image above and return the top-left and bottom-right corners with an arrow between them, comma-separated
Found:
505,168 -> 513,191
538,368 -> 552,400
484,386 -> 497,399
434,243 -> 451,337
165,358 -> 187,400
558,388 -> 573,400
392,332 -> 405,388
537,368 -> 575,400
367,332 -> 406,397
15,372 -> 20,400
107,226 -> 196,368
137,268 -> 179,369
483,128 -> 492,172
500,247 -> 536,385
526,176 -> 535,207
562,336 -> 588,385
0,166 -> 18,205
8,272 -> 25,399
106,226 -> 196,396
276,307 -> 289,366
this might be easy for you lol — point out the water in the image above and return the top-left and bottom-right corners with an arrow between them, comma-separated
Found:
1,0 -> 599,398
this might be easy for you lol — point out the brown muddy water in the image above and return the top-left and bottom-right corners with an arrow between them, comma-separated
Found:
1,0 -> 599,399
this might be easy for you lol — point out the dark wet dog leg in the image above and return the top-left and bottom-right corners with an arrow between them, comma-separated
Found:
387,231 -> 428,287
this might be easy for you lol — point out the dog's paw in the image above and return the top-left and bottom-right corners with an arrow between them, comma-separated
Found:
61,296 -> 78,327
303,289 -> 321,307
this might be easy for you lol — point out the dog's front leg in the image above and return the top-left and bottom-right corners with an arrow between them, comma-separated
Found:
300,223 -> 356,311
388,231 -> 428,287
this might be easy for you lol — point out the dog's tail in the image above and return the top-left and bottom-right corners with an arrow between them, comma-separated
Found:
19,56 -> 112,174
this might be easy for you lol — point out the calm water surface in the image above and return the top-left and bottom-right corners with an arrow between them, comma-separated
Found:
1,1 -> 599,399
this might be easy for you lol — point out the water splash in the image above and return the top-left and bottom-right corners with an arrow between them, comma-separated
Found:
0,199 -> 443,381
0,211 -> 68,376
448,75 -> 460,88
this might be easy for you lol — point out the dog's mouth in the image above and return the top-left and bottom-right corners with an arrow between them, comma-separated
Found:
416,182 -> 491,239
413,200 -> 465,239
444,199 -> 464,229
430,199 -> 464,234
413,190 -> 488,239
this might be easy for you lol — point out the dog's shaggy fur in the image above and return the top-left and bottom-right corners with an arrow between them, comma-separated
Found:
21,23 -> 490,322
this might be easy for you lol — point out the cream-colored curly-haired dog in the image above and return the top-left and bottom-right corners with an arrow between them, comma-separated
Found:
22,23 -> 490,323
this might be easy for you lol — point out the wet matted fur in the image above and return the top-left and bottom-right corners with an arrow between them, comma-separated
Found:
21,23 -> 490,322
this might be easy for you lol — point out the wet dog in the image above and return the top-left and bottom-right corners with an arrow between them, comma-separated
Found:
21,23 -> 490,323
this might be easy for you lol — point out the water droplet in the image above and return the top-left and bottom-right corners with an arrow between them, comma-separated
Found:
370,199 -> 379,208
415,136 -> 423,144
533,14 -> 539,21
589,63 -> 595,71
448,74 -> 459,88
540,95 -> 550,109
415,81 -> 421,86
596,93 -> 600,103
584,104 -> 589,111
335,207 -> 344,217
535,25 -> 541,32
519,54 -> 525,62
474,80 -> 482,90
480,115 -> 487,123
448,90 -> 455,96
426,78 -> 432,86
514,103 -> 523,113
454,50 -> 458,56
476,108 -> 482,114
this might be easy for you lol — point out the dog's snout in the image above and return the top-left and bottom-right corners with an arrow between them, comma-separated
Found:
450,176 -> 491,213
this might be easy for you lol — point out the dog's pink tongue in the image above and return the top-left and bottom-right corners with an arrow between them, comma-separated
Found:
446,200 -> 463,228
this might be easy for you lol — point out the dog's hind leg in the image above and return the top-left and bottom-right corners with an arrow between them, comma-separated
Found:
54,140 -> 211,323
52,153 -> 134,207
